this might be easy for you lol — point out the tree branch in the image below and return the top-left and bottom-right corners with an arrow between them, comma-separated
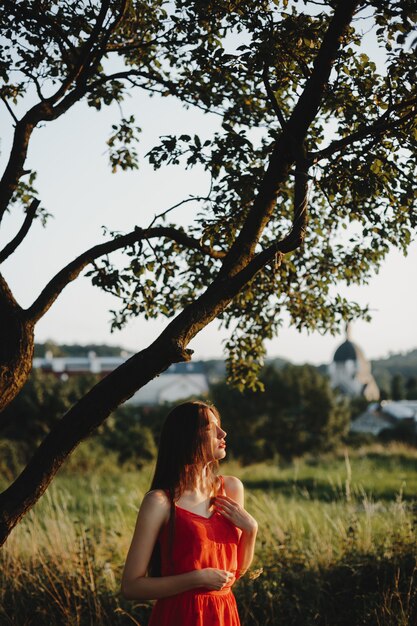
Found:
0,1 -> 118,222
147,195 -> 212,228
21,68 -> 46,102
262,64 -> 287,129
45,0 -> 113,105
86,69 -> 224,117
0,109 -> 42,222
310,96 -> 417,161
282,45 -> 311,81
0,199 -> 40,264
25,225 -> 225,324
86,69 -> 166,92
0,338 -> 191,544
271,159 -> 309,255
105,24 -> 178,54
4,0 -> 76,57
219,0 -> 359,276
0,1 -> 223,222
0,95 -> 18,124
286,0 -> 360,142
216,161 -> 310,288
146,226 -> 225,259
0,273 -> 17,309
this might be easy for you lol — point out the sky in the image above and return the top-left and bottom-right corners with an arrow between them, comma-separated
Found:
1,13 -> 416,367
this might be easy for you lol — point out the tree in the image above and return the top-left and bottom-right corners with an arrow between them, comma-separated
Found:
391,373 -> 406,400
263,364 -> 350,460
405,376 -> 417,400
0,0 -> 416,544
100,404 -> 157,468
0,370 -> 99,456
0,369 -> 159,471
213,364 -> 350,462
210,378 -> 270,464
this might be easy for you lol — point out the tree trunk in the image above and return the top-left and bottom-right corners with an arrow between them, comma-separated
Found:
0,317 -> 34,415
0,337 -> 190,545
0,260 -> 268,545
0,279 -> 34,418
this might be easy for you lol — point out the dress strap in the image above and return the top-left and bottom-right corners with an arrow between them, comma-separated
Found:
218,475 -> 225,495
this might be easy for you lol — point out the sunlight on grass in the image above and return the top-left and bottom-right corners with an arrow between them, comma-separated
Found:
1,444 -> 416,625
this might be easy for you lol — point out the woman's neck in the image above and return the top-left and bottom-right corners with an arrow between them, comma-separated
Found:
183,464 -> 214,496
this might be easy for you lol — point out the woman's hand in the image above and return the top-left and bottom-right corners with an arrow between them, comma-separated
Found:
214,494 -> 258,533
195,567 -> 235,590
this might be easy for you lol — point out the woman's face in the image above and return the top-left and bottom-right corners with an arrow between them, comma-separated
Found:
206,410 -> 227,460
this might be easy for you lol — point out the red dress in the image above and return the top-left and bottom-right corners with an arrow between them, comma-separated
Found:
148,477 -> 242,626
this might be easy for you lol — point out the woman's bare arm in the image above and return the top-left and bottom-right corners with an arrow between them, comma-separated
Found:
121,490 -> 232,600
217,476 -> 258,579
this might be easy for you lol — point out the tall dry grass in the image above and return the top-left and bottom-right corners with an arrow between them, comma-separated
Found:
1,444 -> 416,625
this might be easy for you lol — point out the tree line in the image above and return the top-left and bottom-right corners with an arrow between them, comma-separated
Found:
0,362 -> 383,478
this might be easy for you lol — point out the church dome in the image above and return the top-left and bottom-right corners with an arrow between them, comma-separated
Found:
333,340 -> 365,363
329,325 -> 380,401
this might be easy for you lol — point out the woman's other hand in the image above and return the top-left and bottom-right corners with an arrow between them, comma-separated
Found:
214,494 -> 258,533
196,567 -> 235,590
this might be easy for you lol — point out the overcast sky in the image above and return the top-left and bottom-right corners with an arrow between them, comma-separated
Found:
1,18 -> 416,366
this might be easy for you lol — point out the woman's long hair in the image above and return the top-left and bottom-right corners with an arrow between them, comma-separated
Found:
148,401 -> 222,575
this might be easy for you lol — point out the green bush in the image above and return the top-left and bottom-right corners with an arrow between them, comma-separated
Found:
1,370 -> 99,457
100,405 -> 157,468
211,364 -> 350,462
0,370 -> 160,472
236,552 -> 417,626
379,421 -> 417,446
0,438 -> 26,480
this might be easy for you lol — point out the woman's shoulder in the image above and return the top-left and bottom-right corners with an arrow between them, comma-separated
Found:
221,475 -> 244,500
141,489 -> 171,518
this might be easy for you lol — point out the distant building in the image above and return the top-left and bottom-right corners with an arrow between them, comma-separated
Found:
328,325 -> 380,401
33,351 -> 209,405
127,362 -> 209,406
33,350 -> 129,379
351,400 -> 417,436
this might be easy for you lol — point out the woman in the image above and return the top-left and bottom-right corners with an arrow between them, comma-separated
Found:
121,401 -> 258,626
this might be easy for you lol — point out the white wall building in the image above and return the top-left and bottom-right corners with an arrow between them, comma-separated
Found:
33,352 -> 209,405
127,363 -> 209,406
328,326 -> 380,401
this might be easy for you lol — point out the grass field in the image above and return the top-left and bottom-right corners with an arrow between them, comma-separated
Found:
1,443 -> 417,625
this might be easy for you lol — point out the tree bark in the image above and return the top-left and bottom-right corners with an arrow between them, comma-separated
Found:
0,337 -> 189,545
0,276 -> 34,416
0,199 -> 40,264
0,115 -> 36,222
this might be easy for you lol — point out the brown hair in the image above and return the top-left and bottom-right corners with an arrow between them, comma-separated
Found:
148,401 -> 221,575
